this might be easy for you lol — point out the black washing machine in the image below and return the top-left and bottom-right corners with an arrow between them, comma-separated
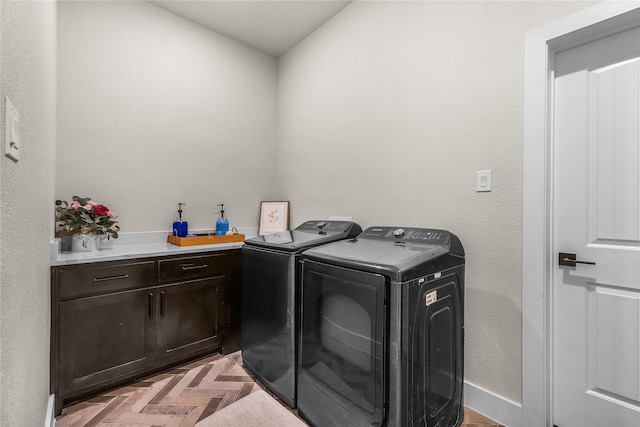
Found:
241,220 -> 362,408
298,226 -> 465,427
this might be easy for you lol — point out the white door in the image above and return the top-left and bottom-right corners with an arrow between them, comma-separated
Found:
553,26 -> 640,427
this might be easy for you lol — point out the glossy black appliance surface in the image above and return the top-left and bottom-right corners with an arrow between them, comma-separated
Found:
243,220 -> 362,252
241,220 -> 362,408
298,226 -> 465,427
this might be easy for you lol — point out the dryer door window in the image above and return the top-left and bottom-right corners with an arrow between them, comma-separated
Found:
299,260 -> 386,426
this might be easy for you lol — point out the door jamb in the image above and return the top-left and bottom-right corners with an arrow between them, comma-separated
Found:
522,1 -> 640,426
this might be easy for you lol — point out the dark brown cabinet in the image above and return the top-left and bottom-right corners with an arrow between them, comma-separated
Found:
51,249 -> 241,415
220,249 -> 241,354
156,277 -> 223,363
58,287 -> 157,397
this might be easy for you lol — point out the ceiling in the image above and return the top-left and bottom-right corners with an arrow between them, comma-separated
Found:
150,0 -> 353,57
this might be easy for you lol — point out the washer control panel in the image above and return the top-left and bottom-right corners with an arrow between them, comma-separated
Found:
360,226 -> 450,245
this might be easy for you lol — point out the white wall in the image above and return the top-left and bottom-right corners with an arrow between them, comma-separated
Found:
278,0 -> 596,405
0,0 -> 57,425
57,1 -> 278,232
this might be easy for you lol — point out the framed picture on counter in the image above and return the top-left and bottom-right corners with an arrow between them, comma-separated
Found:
259,201 -> 290,235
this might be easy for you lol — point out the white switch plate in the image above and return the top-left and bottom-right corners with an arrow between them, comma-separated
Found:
5,97 -> 20,162
329,216 -> 353,221
476,169 -> 492,192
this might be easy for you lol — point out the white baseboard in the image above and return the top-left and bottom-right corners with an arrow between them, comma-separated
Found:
464,381 -> 522,427
44,394 -> 56,427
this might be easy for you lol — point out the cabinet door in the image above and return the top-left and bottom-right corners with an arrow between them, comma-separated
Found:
222,249 -> 242,354
157,277 -> 223,364
59,288 -> 156,396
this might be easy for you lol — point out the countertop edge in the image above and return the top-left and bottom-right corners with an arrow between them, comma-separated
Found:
51,228 -> 257,266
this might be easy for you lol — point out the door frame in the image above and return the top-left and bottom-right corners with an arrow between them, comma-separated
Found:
522,1 -> 640,426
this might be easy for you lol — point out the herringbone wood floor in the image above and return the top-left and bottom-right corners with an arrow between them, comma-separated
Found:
55,351 -> 503,427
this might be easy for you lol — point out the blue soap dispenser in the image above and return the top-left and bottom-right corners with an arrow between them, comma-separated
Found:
172,203 -> 188,237
215,203 -> 229,236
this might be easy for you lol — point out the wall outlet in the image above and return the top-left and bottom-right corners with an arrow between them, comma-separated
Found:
5,97 -> 20,162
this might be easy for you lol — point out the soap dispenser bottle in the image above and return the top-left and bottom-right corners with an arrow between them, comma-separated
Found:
215,204 -> 229,236
172,203 -> 188,237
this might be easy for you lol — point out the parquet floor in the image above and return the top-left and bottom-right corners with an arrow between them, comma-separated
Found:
55,351 -> 504,427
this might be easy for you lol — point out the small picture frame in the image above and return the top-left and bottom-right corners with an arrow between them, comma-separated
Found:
259,201 -> 290,235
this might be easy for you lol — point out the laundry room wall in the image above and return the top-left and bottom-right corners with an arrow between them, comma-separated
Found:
57,0 -> 278,232
0,1 -> 57,426
277,0 -> 597,409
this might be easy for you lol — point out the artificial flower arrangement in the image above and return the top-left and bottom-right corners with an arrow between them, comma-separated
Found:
55,196 -> 120,239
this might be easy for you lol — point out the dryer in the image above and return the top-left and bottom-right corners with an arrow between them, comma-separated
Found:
298,226 -> 465,427
241,220 -> 362,408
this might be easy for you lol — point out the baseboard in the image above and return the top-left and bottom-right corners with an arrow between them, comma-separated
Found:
44,394 -> 56,427
464,381 -> 522,427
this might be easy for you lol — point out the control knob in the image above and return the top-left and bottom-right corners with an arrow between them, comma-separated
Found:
393,228 -> 405,238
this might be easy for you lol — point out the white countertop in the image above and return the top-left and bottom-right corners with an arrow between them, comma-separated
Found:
51,227 -> 258,266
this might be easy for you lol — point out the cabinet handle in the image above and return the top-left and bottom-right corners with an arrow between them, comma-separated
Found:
94,274 -> 130,282
180,263 -> 208,271
148,292 -> 154,319
160,291 -> 166,317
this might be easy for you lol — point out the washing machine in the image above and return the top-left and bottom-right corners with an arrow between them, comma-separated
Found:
241,220 -> 362,408
298,226 -> 465,427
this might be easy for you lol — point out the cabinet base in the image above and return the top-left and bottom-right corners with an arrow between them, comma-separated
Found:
54,348 -> 223,416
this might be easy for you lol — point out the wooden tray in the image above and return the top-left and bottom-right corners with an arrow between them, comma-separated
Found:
167,234 -> 245,246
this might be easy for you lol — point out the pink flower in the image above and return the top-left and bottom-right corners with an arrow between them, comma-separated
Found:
55,196 -> 120,239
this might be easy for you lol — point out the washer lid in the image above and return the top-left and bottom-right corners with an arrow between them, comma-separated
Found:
243,220 -> 362,252
302,226 -> 463,274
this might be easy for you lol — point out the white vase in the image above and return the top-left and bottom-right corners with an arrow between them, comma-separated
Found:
71,234 -> 102,252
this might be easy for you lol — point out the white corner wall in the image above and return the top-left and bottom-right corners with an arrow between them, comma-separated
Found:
57,1 -> 278,232
0,1 -> 57,426
277,0 -> 597,418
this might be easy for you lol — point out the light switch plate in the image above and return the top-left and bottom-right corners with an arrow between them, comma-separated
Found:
5,97 -> 20,162
329,216 -> 353,221
476,169 -> 492,192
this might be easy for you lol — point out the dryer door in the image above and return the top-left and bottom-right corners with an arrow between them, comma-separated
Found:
298,260 -> 386,427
